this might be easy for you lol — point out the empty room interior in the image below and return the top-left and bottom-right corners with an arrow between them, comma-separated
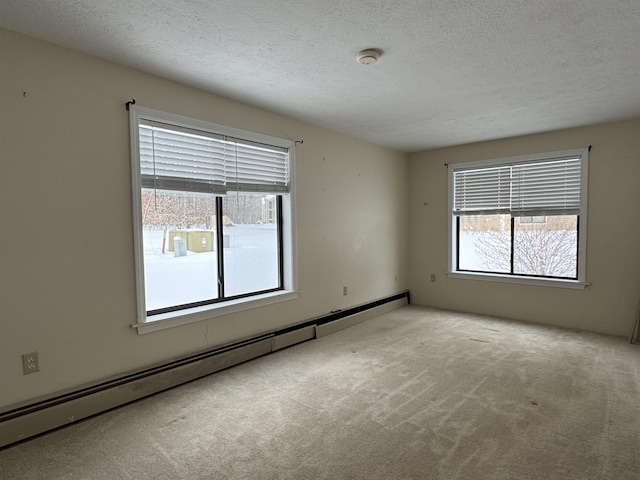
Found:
1,1 -> 639,479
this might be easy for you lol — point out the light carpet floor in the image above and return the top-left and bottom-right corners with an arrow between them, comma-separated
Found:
1,305 -> 639,479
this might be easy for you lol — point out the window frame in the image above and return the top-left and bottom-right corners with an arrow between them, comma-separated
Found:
447,148 -> 589,289
129,106 -> 297,333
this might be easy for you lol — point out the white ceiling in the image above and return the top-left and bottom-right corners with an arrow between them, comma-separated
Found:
2,0 -> 639,152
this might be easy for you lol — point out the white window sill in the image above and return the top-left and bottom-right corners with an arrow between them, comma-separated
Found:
447,271 -> 588,289
132,290 -> 299,334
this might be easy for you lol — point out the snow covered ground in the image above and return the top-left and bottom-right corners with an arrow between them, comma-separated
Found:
458,232 -> 509,272
143,225 -> 278,311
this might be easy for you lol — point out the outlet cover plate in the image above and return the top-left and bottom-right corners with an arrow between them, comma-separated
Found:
22,352 -> 40,374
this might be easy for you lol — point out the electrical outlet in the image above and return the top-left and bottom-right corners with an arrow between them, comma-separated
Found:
343,286 -> 348,296
22,352 -> 40,374
430,274 -> 436,282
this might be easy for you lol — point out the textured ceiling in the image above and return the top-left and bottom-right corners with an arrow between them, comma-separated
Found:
1,0 -> 639,152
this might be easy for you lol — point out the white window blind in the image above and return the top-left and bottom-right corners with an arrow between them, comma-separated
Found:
511,158 -> 581,214
453,165 -> 511,215
139,121 -> 289,194
224,141 -> 289,193
453,157 -> 582,216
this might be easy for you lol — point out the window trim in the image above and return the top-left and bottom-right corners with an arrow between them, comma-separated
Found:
129,106 -> 298,333
447,148 -> 589,288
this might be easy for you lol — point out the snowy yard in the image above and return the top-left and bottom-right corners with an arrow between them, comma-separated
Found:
143,225 -> 278,311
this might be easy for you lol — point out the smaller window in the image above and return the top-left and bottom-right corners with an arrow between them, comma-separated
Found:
448,148 -> 588,287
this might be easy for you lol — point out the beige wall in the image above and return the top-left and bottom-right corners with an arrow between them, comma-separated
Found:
0,29 -> 409,407
408,120 -> 640,336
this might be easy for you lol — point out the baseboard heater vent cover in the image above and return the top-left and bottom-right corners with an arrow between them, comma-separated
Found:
0,291 -> 409,448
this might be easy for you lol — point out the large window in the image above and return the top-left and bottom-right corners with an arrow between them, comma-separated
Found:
129,106 -> 296,330
448,148 -> 588,287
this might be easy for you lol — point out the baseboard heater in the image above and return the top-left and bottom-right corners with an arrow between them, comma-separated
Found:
0,291 -> 409,448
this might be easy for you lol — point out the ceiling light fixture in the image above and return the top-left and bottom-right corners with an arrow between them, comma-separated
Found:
356,49 -> 380,65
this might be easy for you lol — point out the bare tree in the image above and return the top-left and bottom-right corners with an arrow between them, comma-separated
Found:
223,193 -> 264,224
142,190 -> 215,230
512,218 -> 577,277
461,215 -> 578,277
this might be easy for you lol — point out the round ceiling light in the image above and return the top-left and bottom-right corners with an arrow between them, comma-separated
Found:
356,49 -> 380,65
